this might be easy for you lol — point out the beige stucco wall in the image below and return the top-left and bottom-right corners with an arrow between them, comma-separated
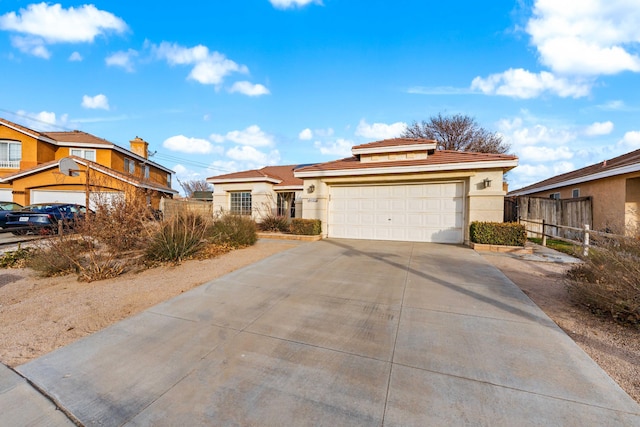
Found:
625,177 -> 640,235
212,182 -> 301,221
300,168 -> 507,242
520,173 -> 640,233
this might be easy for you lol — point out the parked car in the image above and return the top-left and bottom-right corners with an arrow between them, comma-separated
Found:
0,202 -> 23,228
4,203 -> 90,235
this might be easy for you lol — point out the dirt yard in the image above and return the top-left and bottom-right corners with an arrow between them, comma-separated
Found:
481,252 -> 640,403
0,240 -> 638,404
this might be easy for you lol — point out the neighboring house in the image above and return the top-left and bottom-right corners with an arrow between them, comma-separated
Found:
208,138 -> 518,244
208,165 -> 304,220
509,148 -> 640,235
0,118 -> 177,208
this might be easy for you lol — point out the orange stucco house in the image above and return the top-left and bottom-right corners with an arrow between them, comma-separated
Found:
0,118 -> 177,209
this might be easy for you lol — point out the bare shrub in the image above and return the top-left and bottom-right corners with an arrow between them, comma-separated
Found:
85,190 -> 153,252
145,211 -> 209,263
567,235 -> 640,325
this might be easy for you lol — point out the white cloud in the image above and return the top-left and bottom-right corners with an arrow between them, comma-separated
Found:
226,146 -> 280,167
229,81 -> 270,96
299,128 -> 313,140
314,138 -> 353,157
105,49 -> 138,72
163,135 -> 224,154
10,35 -> 49,58
519,146 -> 574,162
210,125 -> 274,147
527,0 -> 640,75
81,94 -> 110,110
14,110 -> 69,131
471,68 -> 592,99
270,0 -> 322,9
0,3 -> 126,57
618,131 -> 640,150
355,119 -> 407,140
69,51 -> 82,61
584,121 -> 614,136
498,117 -> 576,146
152,42 -> 247,86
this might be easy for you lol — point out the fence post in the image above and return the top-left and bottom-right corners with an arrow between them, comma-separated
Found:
541,219 -> 547,246
58,220 -> 63,235
583,224 -> 590,257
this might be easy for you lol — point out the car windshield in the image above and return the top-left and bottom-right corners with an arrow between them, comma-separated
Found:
0,202 -> 22,211
23,205 -> 58,213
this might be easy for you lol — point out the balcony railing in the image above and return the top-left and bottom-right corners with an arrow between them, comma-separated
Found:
0,160 -> 20,169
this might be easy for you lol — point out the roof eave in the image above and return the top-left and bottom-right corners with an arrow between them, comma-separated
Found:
294,160 -> 518,178
207,177 -> 281,185
509,163 -> 640,196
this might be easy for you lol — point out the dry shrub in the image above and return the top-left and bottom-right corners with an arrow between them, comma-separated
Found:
207,213 -> 257,248
567,235 -> 640,325
145,211 -> 209,263
259,214 -> 289,232
85,191 -> 152,252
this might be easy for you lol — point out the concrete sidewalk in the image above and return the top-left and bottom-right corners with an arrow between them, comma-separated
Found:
5,240 -> 640,425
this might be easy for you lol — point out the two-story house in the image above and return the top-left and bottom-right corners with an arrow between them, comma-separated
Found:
0,118 -> 177,209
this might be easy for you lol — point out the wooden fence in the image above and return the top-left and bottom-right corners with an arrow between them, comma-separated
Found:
505,196 -> 592,240
159,198 -> 213,219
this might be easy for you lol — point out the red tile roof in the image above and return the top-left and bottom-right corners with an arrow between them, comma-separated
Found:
208,165 -> 305,187
44,130 -> 114,146
295,150 -> 517,173
352,138 -> 436,149
510,148 -> 640,195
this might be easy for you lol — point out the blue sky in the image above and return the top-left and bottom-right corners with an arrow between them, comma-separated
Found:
1,0 -> 640,193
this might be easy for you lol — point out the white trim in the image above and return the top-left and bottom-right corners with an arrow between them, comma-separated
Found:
208,177 -> 281,184
294,159 -> 518,178
0,121 -> 57,144
274,185 -> 303,191
0,159 -> 178,194
352,143 -> 436,155
509,163 -> 640,196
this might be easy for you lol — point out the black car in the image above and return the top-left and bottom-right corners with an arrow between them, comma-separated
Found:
0,202 -> 23,228
4,203 -> 89,235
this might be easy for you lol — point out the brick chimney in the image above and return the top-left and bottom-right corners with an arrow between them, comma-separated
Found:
130,136 -> 148,159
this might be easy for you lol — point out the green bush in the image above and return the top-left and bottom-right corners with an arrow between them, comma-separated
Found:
145,212 -> 208,262
208,213 -> 257,248
470,221 -> 526,246
259,214 -> 290,232
290,218 -> 322,235
566,236 -> 640,325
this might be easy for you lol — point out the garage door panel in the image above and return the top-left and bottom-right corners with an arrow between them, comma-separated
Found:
328,182 -> 464,243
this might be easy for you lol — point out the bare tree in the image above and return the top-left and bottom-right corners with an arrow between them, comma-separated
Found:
178,179 -> 212,197
402,113 -> 510,154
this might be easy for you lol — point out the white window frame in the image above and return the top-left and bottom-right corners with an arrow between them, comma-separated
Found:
0,140 -> 21,168
230,191 -> 252,216
550,192 -> 561,200
144,165 -> 150,179
70,149 -> 96,161
124,158 -> 135,174
572,188 -> 580,198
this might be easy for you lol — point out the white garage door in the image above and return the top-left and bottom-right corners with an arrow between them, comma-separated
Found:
0,189 -> 12,202
328,182 -> 464,243
31,190 -> 124,210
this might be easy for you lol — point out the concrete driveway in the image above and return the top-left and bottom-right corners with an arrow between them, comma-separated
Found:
9,239 -> 640,425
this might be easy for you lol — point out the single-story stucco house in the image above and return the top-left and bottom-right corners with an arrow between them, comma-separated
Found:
207,138 -> 518,244
509,148 -> 640,235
